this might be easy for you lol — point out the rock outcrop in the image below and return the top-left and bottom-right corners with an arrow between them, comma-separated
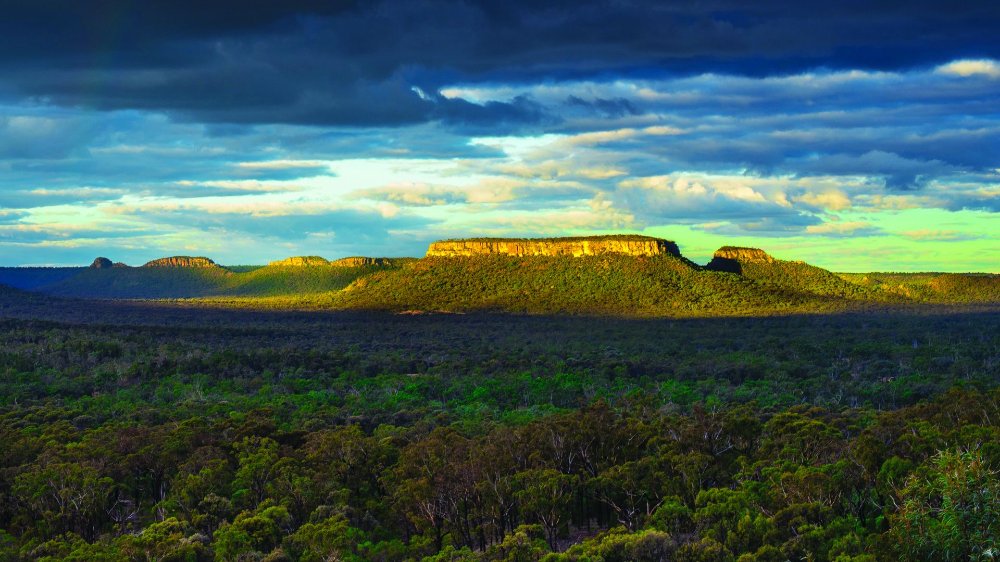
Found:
268,256 -> 392,267
712,247 -> 775,263
706,246 -> 776,273
426,236 -> 680,258
331,257 -> 392,267
90,257 -> 129,268
142,256 -> 219,268
269,256 -> 331,266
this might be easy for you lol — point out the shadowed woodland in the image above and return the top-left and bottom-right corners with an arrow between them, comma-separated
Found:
0,285 -> 999,560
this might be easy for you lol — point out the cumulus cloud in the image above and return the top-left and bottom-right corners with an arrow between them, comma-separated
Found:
804,221 -> 883,237
0,187 -> 127,209
0,223 -> 154,244
350,179 -> 595,208
792,190 -> 853,211
937,60 -> 1000,79
106,201 -> 435,243
443,207 -> 636,237
615,174 -> 817,234
899,229 -> 986,242
155,180 -> 308,198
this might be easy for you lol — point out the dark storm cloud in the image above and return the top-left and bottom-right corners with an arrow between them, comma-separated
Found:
0,113 -> 102,159
565,96 -> 644,118
791,151 -> 957,191
2,0 -> 999,127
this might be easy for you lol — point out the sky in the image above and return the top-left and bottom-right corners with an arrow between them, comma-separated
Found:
0,1 -> 998,271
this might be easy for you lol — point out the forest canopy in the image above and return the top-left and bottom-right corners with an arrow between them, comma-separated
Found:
0,304 -> 998,561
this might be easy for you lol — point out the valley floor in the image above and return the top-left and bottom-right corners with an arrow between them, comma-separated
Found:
1,293 -> 999,560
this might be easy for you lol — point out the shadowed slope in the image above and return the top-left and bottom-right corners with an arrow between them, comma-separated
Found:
37,257 -> 411,299
0,267 -> 86,290
706,247 -> 893,301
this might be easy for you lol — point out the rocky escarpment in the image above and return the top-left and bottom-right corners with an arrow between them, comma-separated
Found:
713,247 -> 775,263
426,235 -> 680,258
705,247 -> 775,273
142,256 -> 219,268
332,257 -> 392,267
269,256 -> 392,267
269,256 -> 331,266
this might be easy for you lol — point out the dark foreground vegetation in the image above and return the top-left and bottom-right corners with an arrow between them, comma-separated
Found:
1,294 -> 999,560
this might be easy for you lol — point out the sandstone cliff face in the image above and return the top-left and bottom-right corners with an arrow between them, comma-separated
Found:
269,256 -> 331,266
426,236 -> 679,258
331,257 -> 391,267
268,256 -> 391,267
705,246 -> 776,273
712,247 -> 775,263
142,256 -> 219,268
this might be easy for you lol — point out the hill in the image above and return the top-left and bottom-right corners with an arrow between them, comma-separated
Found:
37,256 -> 409,299
39,265 -> 234,298
209,260 -> 413,297
11,237 -> 1000,314
840,272 -> 1000,302
0,267 -> 86,290
705,246 -> 893,301
331,249 -> 871,315
0,281 -> 70,312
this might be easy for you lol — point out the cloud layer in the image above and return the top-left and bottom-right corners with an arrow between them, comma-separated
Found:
0,3 -> 997,269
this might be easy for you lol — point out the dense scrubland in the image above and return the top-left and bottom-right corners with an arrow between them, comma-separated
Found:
0,238 -> 999,560
0,296 -> 999,560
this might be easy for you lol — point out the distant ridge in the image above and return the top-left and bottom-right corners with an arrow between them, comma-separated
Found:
268,256 -> 394,267
269,256 -> 330,266
35,254 -> 411,299
332,257 -> 393,267
4,235 -> 998,312
0,267 -> 87,289
142,256 -> 220,268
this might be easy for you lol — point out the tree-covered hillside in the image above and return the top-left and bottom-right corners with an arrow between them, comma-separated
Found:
329,254 -> 907,316
4,238 -> 998,314
36,261 -> 412,299
840,272 -> 1000,303
0,267 -> 85,290
725,259 -> 892,301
